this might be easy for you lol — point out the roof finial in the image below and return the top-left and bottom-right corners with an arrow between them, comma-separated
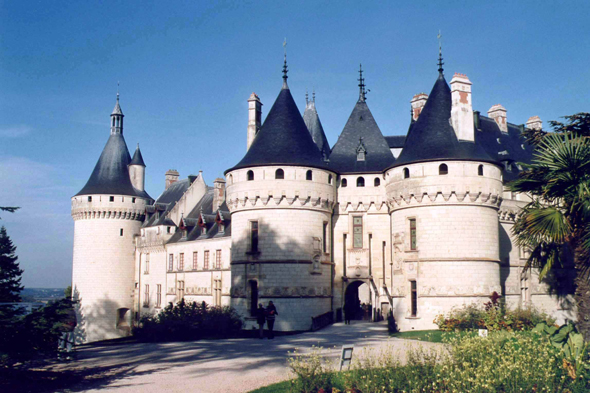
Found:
358,64 -> 367,102
117,81 -> 120,101
312,88 -> 315,103
437,30 -> 444,75
305,89 -> 309,105
282,38 -> 289,89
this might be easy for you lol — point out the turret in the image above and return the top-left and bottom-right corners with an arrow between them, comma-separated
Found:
303,90 -> 330,160
129,144 -> 146,192
247,93 -> 262,150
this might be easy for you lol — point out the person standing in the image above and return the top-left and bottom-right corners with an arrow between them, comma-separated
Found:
265,301 -> 278,339
256,303 -> 266,339
343,301 -> 351,325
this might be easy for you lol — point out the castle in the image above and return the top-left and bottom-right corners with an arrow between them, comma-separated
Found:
71,55 -> 574,343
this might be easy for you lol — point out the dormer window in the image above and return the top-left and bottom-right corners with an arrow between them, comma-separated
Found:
201,226 -> 207,236
219,223 -> 225,234
356,138 -> 366,161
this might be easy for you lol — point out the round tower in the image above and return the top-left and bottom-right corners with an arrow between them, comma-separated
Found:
225,59 -> 336,331
384,63 -> 503,331
71,94 -> 151,343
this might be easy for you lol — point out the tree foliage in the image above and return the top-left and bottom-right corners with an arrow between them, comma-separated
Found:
0,226 -> 23,304
0,206 -> 20,220
511,113 -> 590,341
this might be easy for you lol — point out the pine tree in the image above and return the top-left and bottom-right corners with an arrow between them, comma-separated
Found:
0,226 -> 23,303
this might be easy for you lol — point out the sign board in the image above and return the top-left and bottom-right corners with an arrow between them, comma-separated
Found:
340,345 -> 354,371
478,329 -> 489,337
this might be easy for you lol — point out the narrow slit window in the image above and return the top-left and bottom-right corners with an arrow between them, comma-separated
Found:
478,164 -> 484,176
193,252 -> 198,270
409,218 -> 417,250
410,280 -> 417,317
120,228 -> 124,236
250,221 -> 259,253
323,222 -> 328,253
403,168 -> 410,179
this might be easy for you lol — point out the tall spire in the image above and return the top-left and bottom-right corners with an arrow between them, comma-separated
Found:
282,38 -> 289,89
358,64 -> 367,102
111,85 -> 124,135
437,30 -> 444,75
305,89 -> 309,105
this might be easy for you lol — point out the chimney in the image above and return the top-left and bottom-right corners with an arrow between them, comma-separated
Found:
247,93 -> 262,150
165,169 -> 179,190
450,73 -> 475,142
411,93 -> 428,121
526,116 -> 543,130
488,104 -> 508,133
213,178 -> 226,210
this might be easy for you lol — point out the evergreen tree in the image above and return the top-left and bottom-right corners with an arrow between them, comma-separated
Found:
0,226 -> 23,303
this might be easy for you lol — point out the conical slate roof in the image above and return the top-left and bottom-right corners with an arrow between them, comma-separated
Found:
130,144 -> 146,166
303,99 -> 330,159
329,100 -> 395,174
112,96 -> 123,115
226,85 -> 330,173
76,133 -> 140,196
391,73 -> 495,168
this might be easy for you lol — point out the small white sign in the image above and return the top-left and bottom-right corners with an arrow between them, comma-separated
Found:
340,345 -> 354,371
478,329 -> 488,337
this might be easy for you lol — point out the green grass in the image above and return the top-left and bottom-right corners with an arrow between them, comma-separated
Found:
248,380 -> 292,393
389,329 -> 446,342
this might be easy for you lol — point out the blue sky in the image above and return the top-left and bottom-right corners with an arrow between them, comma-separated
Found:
1,1 -> 589,288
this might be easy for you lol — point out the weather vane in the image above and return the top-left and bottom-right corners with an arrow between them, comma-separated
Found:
117,81 -> 120,100
437,30 -> 444,74
282,38 -> 288,83
358,64 -> 369,101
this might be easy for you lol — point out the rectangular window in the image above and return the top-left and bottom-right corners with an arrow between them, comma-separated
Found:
143,284 -> 149,307
132,197 -> 136,203
88,196 -> 92,202
353,216 -> 363,248
215,250 -> 222,269
409,218 -> 417,251
167,227 -> 171,234
193,252 -> 198,270
156,284 -> 162,307
178,253 -> 184,271
410,280 -> 417,317
323,222 -> 328,253
168,254 -> 174,272
120,228 -> 124,236
250,221 -> 259,252
204,251 -> 210,270
144,253 -> 150,274
109,196 -> 114,202
214,279 -> 222,306
177,281 -> 185,300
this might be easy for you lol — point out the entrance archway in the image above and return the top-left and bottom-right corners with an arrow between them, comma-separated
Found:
344,281 -> 371,321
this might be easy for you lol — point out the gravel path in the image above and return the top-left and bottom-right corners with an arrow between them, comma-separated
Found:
47,321 -> 442,393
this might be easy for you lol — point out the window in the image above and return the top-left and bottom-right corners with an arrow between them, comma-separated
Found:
409,218 -> 417,250
215,250 -> 222,269
323,222 -> 328,253
132,197 -> 136,203
168,254 -> 174,271
356,177 -> 365,187
143,285 -> 149,307
374,178 -> 380,187
88,196 -> 92,202
178,253 -> 184,271
328,174 -> 333,185
193,252 -> 198,270
247,170 -> 254,181
306,170 -> 312,181
478,165 -> 484,176
109,196 -> 114,202
120,228 -> 124,236
250,221 -> 259,253
403,168 -> 410,179
201,226 -> 207,236
213,279 -> 222,306
275,168 -> 284,179
156,284 -> 162,307
177,281 -> 185,300
249,280 -> 258,316
410,280 -> 417,317
439,163 -> 448,175
204,251 -> 210,270
228,174 -> 233,184
341,178 -> 347,187
166,226 -> 171,234
144,253 -> 150,274
353,216 -> 363,248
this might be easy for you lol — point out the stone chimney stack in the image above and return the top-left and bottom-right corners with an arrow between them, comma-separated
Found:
450,73 -> 475,142
411,93 -> 428,121
526,116 -> 543,130
247,93 -> 262,150
213,178 -> 226,210
488,104 -> 508,133
165,169 -> 179,190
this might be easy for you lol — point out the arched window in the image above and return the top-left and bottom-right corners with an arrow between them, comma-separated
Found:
112,117 -> 115,127
403,168 -> 410,179
306,170 -> 312,181
439,164 -> 448,175
228,174 -> 233,184
341,178 -> 348,188
357,177 -> 365,187
374,178 -> 380,187
247,170 -> 254,181
328,174 -> 333,185
478,165 -> 484,176
275,168 -> 284,179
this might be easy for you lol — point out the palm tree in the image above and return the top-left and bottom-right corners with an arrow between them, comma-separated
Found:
511,117 -> 590,341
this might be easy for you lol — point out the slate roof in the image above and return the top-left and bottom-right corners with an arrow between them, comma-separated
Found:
76,133 -> 151,198
167,188 -> 231,243
329,100 -> 395,174
130,145 -> 146,166
226,84 -> 331,173
112,97 -> 123,115
384,135 -> 406,149
391,73 -> 496,169
143,179 -> 192,227
303,100 -> 330,159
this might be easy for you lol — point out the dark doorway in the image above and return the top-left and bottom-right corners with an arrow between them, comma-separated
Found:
249,280 -> 258,316
344,281 -> 371,321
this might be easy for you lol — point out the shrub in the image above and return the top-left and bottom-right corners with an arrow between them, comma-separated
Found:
288,347 -> 334,393
133,300 -> 242,342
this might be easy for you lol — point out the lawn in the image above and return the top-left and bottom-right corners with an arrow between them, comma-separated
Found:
389,329 -> 446,342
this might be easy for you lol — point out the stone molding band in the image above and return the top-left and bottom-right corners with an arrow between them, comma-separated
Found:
72,208 -> 145,221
